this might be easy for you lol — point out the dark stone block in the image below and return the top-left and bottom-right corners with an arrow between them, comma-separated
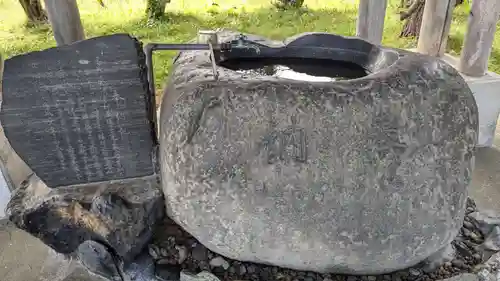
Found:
159,30 -> 478,274
6,173 -> 164,263
0,34 -> 156,188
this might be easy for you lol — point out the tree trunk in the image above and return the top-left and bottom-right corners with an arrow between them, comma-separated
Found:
273,0 -> 304,8
400,0 -> 463,38
146,0 -> 169,20
19,0 -> 47,23
44,0 -> 85,46
400,0 -> 425,37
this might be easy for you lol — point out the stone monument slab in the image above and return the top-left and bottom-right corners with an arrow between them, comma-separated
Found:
0,34 -> 156,188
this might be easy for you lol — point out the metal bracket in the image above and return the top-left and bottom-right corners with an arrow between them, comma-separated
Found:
143,31 -> 224,135
143,31 -> 272,133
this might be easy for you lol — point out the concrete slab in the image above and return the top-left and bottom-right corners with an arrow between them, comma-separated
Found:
441,54 -> 500,148
468,116 -> 500,213
0,220 -> 106,281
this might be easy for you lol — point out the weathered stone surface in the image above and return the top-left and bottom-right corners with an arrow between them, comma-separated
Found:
145,198 -> 493,281
0,34 -> 157,188
6,173 -> 164,264
159,31 -> 478,274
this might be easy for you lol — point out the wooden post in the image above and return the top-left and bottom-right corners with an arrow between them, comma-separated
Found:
44,0 -> 85,46
0,53 -> 3,96
458,0 -> 500,77
417,0 -> 456,57
356,0 -> 388,45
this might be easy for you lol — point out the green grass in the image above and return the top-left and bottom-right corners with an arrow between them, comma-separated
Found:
1,0 -> 500,93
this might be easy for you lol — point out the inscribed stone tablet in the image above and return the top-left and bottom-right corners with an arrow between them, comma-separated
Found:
0,34 -> 156,187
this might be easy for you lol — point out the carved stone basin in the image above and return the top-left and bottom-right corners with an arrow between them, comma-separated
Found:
0,31 -> 478,277
159,32 -> 478,274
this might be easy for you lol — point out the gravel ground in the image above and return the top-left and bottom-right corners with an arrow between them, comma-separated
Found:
147,198 -> 491,281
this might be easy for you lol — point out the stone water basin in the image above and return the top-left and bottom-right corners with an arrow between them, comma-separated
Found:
1,125 -> 500,281
0,31 -> 496,281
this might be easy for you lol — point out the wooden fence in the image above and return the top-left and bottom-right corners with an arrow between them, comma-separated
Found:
356,0 -> 500,77
44,0 -> 500,77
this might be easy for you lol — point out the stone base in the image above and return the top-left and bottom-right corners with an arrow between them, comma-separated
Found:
6,173 -> 164,264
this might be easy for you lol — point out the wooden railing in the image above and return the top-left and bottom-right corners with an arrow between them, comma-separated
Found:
356,0 -> 500,77
43,0 -> 499,77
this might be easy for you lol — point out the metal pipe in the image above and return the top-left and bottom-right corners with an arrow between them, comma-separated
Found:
147,43 -> 211,51
144,44 -> 158,145
143,42 -> 220,141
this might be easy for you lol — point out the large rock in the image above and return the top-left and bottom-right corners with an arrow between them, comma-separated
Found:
7,173 -> 164,264
0,34 -> 163,264
159,31 -> 478,274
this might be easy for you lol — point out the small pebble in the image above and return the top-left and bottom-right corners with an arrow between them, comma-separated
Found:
463,221 -> 474,230
186,239 -> 197,248
155,265 -> 180,281
438,268 -> 449,275
409,268 -> 421,277
176,245 -> 188,264
149,244 -> 160,260
469,232 -> 483,243
247,265 -> 257,274
207,251 -> 215,259
210,256 -> 230,270
259,269 -> 273,280
160,247 -> 168,257
462,228 -> 473,237
452,259 -> 467,269
157,258 -> 171,265
239,265 -> 247,275
473,264 -> 489,273
191,244 -> 208,261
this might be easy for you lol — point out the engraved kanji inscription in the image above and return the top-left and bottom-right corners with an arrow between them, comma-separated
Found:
265,126 -> 307,164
